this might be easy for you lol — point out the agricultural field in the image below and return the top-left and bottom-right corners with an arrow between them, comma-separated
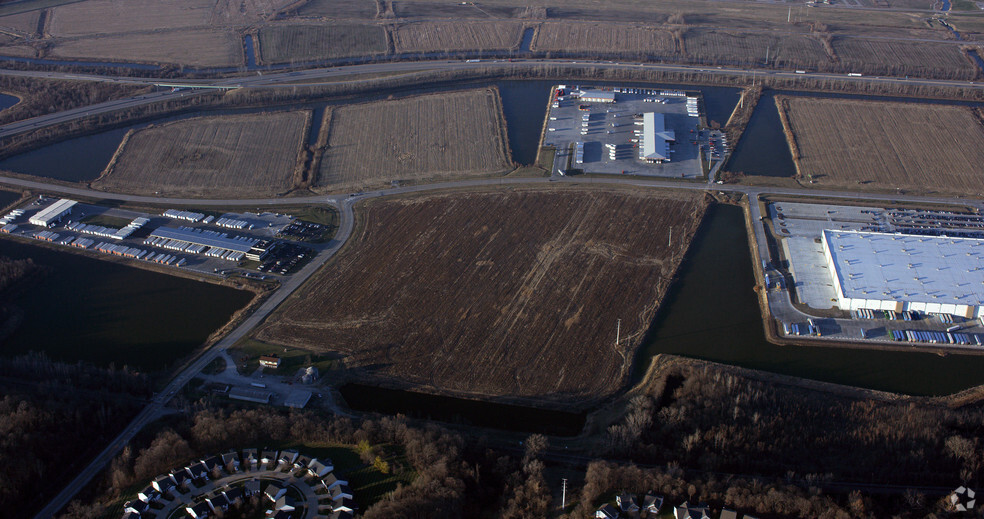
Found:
532,22 -> 677,54
49,29 -> 243,67
93,111 -> 310,198
256,23 -> 388,63
315,89 -> 511,191
254,188 -> 709,408
683,30 -> 828,69
831,38 -> 976,79
47,0 -> 291,36
777,97 -> 984,195
0,10 -> 39,36
295,0 -> 378,19
391,21 -> 524,52
391,1 -> 534,19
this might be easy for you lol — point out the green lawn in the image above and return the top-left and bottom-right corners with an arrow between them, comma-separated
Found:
229,339 -> 339,377
81,213 -> 134,229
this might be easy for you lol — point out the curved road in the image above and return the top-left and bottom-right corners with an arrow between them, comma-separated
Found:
10,56 -> 984,517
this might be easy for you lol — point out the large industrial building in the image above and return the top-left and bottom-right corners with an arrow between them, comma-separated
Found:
29,199 -> 76,227
640,112 -> 676,163
147,226 -> 256,261
822,229 -> 984,317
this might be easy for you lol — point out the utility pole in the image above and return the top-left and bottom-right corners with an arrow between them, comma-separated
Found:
561,478 -> 568,510
788,6 -> 792,22
615,319 -> 621,347
765,45 -> 770,65
668,226 -> 673,248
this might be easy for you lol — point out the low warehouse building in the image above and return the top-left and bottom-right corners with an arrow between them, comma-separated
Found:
579,90 -> 615,103
822,229 -> 984,317
229,387 -> 272,404
640,112 -> 676,163
29,199 -> 76,227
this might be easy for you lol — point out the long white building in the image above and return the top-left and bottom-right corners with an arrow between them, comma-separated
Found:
29,199 -> 76,227
640,112 -> 676,163
822,229 -> 984,317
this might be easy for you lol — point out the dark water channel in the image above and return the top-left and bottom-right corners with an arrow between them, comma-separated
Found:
0,239 -> 253,372
0,93 -> 19,111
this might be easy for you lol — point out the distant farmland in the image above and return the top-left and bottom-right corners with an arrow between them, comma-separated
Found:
93,111 -> 309,198
315,88 -> 511,191
831,38 -> 976,79
683,30 -> 828,69
50,29 -> 243,67
254,189 -> 709,408
392,21 -> 524,52
778,97 -> 984,194
532,22 -> 677,54
256,24 -> 387,63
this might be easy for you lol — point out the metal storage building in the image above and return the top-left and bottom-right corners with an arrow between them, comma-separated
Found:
822,229 -> 984,318
29,199 -> 76,227
640,112 -> 676,163
148,226 -> 256,255
579,90 -> 615,103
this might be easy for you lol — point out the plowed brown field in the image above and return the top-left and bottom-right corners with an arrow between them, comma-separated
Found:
93,111 -> 309,198
778,97 -> 984,195
255,188 -> 708,408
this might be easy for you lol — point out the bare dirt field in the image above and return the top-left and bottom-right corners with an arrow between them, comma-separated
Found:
0,10 -> 39,36
532,22 -> 677,54
48,0 -> 292,36
683,30 -> 828,69
254,188 -> 709,408
392,21 -> 524,52
832,38 -> 976,79
49,29 -> 243,67
256,23 -> 387,63
295,0 -> 378,19
777,96 -> 984,195
315,88 -> 511,191
93,111 -> 310,198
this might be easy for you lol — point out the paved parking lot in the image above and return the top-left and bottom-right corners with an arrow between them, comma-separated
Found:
542,85 -> 705,179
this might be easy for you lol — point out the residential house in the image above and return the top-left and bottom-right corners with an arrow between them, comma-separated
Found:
137,486 -> 160,503
330,484 -> 353,501
322,473 -> 347,490
642,493 -> 664,515
329,511 -> 354,519
274,496 -> 296,512
221,451 -> 240,472
186,462 -> 209,482
186,501 -> 212,519
201,455 -> 224,474
123,500 -> 148,515
168,469 -> 189,488
121,511 -> 141,519
595,504 -> 619,519
618,493 -> 639,512
244,479 -> 261,498
294,454 -> 313,471
270,510 -> 292,519
225,487 -> 244,505
308,458 -> 334,478
243,448 -> 259,470
278,449 -> 299,467
264,482 -> 286,502
260,449 -> 278,468
152,474 -> 176,494
332,498 -> 358,513
259,355 -> 281,368
720,510 -> 739,519
206,493 -> 230,513
675,502 -> 710,519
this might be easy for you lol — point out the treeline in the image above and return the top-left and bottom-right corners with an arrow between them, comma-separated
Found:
0,351 -> 153,396
0,385 -> 142,519
604,361 -> 984,488
0,255 -> 36,293
0,76 -> 150,126
61,407 -> 553,519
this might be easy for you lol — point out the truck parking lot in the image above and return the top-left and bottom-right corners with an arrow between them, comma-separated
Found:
542,85 -> 706,179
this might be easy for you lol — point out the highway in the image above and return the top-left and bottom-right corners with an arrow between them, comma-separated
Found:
3,56 -> 984,141
9,55 -> 984,517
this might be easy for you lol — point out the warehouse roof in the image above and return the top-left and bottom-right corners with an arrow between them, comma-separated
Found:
823,230 -> 984,305
642,112 -> 675,161
580,90 -> 615,101
149,226 -> 255,253
30,198 -> 76,225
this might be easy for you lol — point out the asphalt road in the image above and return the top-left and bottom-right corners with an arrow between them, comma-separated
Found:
3,57 -> 984,141
12,56 -> 984,517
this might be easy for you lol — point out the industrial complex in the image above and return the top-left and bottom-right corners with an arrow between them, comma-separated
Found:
542,85 -> 710,179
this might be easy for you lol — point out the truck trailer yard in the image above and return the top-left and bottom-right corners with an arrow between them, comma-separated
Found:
543,85 -> 706,179
763,199 -> 984,352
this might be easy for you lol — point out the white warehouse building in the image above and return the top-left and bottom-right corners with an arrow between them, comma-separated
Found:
29,198 -> 76,227
640,112 -> 676,163
821,229 -> 984,318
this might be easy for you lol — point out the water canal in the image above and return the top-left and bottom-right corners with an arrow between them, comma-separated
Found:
0,240 -> 253,372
